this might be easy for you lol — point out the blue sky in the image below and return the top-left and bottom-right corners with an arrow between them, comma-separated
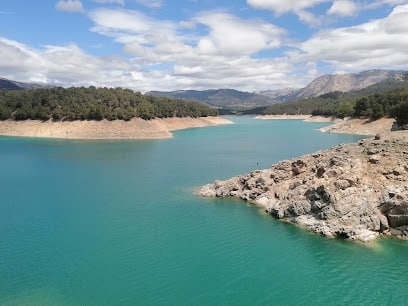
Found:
0,0 -> 407,92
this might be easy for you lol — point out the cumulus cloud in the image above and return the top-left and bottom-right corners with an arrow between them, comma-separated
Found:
0,37 -> 158,89
363,0 -> 408,9
294,4 -> 408,71
327,0 -> 359,16
136,0 -> 163,9
247,0 -> 330,25
92,0 -> 125,5
4,3 -> 408,92
247,0 -> 328,15
89,8 -> 284,58
0,7 -> 300,92
0,35 -> 300,91
86,8 -> 293,90
375,0 -> 408,5
194,12 -> 284,56
55,0 -> 84,13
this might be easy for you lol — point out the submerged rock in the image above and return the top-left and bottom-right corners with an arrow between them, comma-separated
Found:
198,138 -> 408,242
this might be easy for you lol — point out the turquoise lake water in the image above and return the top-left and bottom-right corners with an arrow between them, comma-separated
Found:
0,117 -> 407,305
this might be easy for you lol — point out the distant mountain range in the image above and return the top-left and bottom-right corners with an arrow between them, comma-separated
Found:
147,89 -> 276,109
2,69 -> 408,110
294,69 -> 406,99
148,70 -> 408,110
0,78 -> 50,90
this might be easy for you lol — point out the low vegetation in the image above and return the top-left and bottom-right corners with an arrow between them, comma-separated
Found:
0,86 -> 218,121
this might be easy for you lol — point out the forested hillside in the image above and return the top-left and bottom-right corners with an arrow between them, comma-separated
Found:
0,87 -> 218,121
264,75 -> 408,119
148,89 -> 275,109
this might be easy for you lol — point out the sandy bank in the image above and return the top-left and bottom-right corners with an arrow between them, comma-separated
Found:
0,116 -> 233,140
257,114 -> 312,120
319,117 -> 395,135
257,115 -> 408,139
256,115 -> 337,122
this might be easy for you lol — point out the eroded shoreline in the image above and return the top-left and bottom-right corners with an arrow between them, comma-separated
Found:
0,116 -> 233,140
200,115 -> 408,242
199,137 -> 408,242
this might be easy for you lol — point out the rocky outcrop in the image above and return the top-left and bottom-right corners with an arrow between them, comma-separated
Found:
296,70 -> 406,99
199,138 -> 408,242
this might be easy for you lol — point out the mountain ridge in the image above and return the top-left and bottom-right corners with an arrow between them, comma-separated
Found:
147,89 -> 276,110
0,78 -> 51,90
295,69 -> 406,99
2,69 -> 407,110
148,70 -> 408,109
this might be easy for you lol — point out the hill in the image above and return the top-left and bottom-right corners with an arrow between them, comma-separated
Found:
0,77 -> 51,90
257,88 -> 300,103
147,89 -> 276,110
3,69 -> 408,112
263,73 -> 408,117
149,70 -> 407,110
294,69 -> 406,99
0,87 -> 218,121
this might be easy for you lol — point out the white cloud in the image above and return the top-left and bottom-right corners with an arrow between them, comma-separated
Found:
55,0 -> 84,13
247,0 -> 329,25
92,0 -> 125,5
0,38 -> 47,80
194,12 -> 284,56
296,9 -> 322,26
4,3 -> 408,92
136,0 -> 163,9
0,7 -> 300,92
294,4 -> 408,71
0,37 -> 154,88
89,9 -> 155,33
375,0 -> 408,5
0,36 -> 298,91
327,0 -> 359,16
87,8 -> 292,89
247,0 -> 328,15
365,0 -> 408,9
89,9 -> 284,58
247,0 -> 408,25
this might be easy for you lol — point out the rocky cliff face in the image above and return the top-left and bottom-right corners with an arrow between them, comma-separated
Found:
296,70 -> 405,99
199,138 -> 408,242
257,88 -> 301,103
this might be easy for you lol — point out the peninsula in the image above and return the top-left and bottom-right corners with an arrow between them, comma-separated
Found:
0,116 -> 232,140
0,86 -> 232,139
199,118 -> 408,242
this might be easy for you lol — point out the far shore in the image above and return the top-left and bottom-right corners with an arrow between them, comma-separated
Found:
256,114 -> 337,122
256,115 -> 408,140
0,116 -> 233,140
2,115 -> 407,141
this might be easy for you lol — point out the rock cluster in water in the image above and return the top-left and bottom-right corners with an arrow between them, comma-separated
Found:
199,138 -> 408,242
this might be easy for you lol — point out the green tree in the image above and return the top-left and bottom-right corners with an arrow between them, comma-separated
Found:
136,101 -> 156,120
0,105 -> 12,120
336,101 -> 354,118
391,102 -> 408,128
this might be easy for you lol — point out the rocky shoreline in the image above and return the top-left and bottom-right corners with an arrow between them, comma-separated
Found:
199,135 -> 408,242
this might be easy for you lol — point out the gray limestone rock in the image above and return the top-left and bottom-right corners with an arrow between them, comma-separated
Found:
198,138 -> 408,242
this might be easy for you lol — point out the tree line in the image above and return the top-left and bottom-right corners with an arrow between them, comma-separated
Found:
264,86 -> 408,126
0,86 -> 218,121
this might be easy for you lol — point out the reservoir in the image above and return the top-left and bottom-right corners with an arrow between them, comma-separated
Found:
1,117 -> 407,305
